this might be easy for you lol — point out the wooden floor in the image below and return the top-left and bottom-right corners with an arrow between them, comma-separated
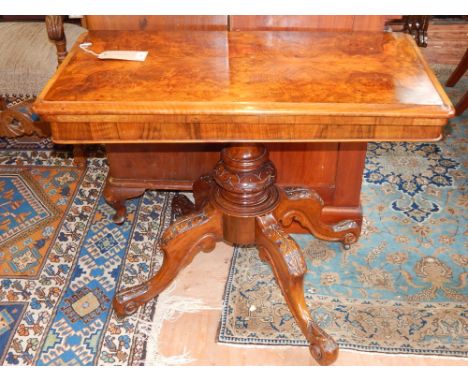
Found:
422,22 -> 468,65
145,22 -> 468,366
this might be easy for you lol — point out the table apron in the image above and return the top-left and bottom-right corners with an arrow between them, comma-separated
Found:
50,121 -> 445,143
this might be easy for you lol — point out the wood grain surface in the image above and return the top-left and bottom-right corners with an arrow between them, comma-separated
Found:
34,31 -> 453,127
228,16 -> 395,32
83,15 -> 228,31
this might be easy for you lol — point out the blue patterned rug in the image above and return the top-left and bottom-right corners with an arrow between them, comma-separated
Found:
0,147 -> 174,365
218,112 -> 467,356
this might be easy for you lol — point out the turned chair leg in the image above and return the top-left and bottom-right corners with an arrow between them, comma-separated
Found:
256,213 -> 339,365
113,202 -> 223,317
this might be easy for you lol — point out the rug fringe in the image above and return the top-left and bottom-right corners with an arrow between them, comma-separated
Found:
147,349 -> 196,366
217,342 -> 284,350
143,281 -> 218,365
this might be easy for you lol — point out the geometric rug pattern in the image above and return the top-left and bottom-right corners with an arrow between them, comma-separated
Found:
0,147 -> 173,365
218,114 -> 468,357
0,167 -> 79,278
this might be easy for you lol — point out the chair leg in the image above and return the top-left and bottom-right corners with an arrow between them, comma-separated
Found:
45,16 -> 67,66
455,91 -> 468,116
446,49 -> 468,87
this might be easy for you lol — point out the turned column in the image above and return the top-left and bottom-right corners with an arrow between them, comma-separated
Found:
211,144 -> 280,244
45,16 -> 67,66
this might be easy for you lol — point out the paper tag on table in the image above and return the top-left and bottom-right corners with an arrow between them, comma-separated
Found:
97,50 -> 148,61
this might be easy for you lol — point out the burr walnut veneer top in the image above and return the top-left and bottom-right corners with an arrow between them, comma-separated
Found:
34,31 -> 454,143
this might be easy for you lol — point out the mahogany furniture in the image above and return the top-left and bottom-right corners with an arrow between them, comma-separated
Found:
402,16 -> 431,47
446,48 -> 468,116
34,30 -> 453,365
0,16 -> 86,164
0,17 -> 59,137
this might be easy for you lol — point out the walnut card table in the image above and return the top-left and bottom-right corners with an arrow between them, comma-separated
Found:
34,30 -> 454,365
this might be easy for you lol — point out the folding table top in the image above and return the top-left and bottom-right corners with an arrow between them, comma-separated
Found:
33,31 -> 454,143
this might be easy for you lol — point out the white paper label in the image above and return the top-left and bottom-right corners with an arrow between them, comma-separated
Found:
97,50 -> 148,61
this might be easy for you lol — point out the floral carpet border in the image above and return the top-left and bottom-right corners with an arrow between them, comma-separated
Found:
218,249 -> 468,358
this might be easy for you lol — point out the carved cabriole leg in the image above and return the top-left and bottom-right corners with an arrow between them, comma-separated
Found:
113,202 -> 223,317
274,187 -> 361,249
103,179 -> 145,224
255,214 -> 339,365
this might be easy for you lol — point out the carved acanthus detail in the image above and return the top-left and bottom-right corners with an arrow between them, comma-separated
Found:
332,219 -> 359,232
213,160 -> 276,194
283,186 -> 324,205
114,283 -> 150,316
258,216 -> 306,277
171,194 -> 197,220
0,99 -> 50,138
115,283 -> 149,303
161,210 -> 209,246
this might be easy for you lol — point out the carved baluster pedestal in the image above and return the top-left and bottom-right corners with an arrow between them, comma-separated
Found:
113,144 -> 361,365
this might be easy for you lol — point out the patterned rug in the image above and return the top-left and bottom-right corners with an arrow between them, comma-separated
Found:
0,146 -> 174,365
218,77 -> 468,356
